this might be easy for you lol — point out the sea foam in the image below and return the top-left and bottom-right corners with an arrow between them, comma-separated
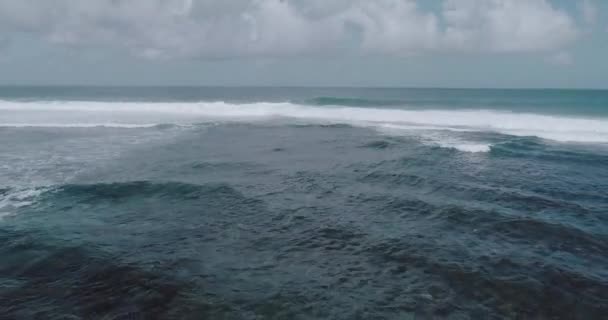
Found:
0,187 -> 48,219
2,100 -> 608,144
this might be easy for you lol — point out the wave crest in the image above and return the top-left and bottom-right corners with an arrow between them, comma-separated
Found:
0,187 -> 48,219
2,99 -> 608,144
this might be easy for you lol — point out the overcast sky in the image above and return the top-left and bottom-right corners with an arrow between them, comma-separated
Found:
0,0 -> 606,88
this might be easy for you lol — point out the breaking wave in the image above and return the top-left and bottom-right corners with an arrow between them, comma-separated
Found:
0,187 -> 48,219
2,100 -> 608,144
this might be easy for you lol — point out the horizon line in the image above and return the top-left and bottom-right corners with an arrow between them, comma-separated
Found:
0,84 -> 607,91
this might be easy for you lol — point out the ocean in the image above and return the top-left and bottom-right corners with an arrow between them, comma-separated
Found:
0,86 -> 607,319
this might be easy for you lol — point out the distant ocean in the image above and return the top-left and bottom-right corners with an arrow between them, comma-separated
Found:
1,87 -> 607,319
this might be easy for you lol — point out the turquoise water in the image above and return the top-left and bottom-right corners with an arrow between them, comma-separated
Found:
0,87 -> 607,319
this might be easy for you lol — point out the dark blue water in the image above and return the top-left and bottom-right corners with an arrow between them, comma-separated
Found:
1,87 -> 607,319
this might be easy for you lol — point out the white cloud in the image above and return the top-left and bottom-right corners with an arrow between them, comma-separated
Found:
442,0 -> 578,52
547,51 -> 573,66
0,0 -> 580,59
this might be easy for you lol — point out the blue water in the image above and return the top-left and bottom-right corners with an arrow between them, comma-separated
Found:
0,87 -> 607,319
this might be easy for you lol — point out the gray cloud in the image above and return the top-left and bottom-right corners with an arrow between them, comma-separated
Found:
579,0 -> 597,25
0,0 -> 580,59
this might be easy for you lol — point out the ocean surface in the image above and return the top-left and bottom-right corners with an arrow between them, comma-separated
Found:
0,87 -> 607,319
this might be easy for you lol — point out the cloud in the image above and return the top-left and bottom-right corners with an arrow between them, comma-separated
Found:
442,0 -> 578,52
0,0 -> 580,59
547,51 -> 573,66
579,0 -> 597,25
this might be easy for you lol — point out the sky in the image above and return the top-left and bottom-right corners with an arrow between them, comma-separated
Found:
0,0 -> 606,88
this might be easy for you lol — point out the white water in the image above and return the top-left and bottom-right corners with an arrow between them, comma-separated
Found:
2,100 -> 608,148
0,187 -> 48,219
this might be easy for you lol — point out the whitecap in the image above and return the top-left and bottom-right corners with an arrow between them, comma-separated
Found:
0,187 -> 48,219
2,99 -> 608,143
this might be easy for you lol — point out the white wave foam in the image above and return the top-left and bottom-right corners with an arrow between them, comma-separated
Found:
0,187 -> 47,219
377,124 -> 492,153
444,143 -> 491,153
428,137 -> 492,153
2,100 -> 608,144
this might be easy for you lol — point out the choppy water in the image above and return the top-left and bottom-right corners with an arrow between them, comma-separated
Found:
1,87 -> 607,319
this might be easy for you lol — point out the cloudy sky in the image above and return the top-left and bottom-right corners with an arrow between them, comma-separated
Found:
0,0 -> 606,88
